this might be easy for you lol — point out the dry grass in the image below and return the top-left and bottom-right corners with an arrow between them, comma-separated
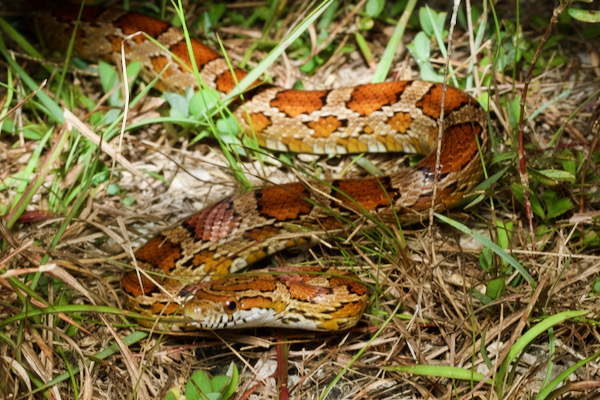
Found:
1,1 -> 600,399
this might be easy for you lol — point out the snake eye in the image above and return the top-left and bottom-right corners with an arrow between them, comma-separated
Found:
224,300 -> 237,313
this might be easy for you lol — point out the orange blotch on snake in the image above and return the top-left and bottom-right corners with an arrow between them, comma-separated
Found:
245,112 -> 272,133
214,277 -> 278,293
418,123 -> 481,175
106,34 -> 128,54
329,275 -> 368,296
151,302 -> 181,316
412,185 -> 457,211
190,250 -> 233,275
170,40 -> 219,70
114,13 -> 171,42
215,69 -> 249,93
316,216 -> 343,230
287,281 -> 329,302
331,301 -> 367,319
135,236 -> 181,273
121,271 -> 156,297
347,81 -> 408,116
387,112 -> 413,133
270,90 -> 328,118
256,183 -> 312,221
150,55 -> 172,78
308,116 -> 342,138
240,296 -> 284,312
243,225 -> 281,241
334,177 -> 393,211
416,85 -> 470,119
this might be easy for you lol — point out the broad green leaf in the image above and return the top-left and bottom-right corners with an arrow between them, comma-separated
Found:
366,0 -> 385,17
221,363 -> 239,400
535,169 -> 576,184
186,370 -> 212,400
479,247 -> 493,271
190,89 -> 221,118
568,8 -> 600,23
211,375 -> 230,392
486,277 -> 506,301
409,31 -> 430,61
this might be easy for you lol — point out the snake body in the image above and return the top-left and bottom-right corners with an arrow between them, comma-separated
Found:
35,5 -> 487,330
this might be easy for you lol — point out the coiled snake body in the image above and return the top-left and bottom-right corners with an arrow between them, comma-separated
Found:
35,5 -> 487,331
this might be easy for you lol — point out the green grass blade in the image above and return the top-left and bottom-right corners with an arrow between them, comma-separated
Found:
28,331 -> 148,396
496,310 -> 589,395
222,0 -> 335,104
435,213 -> 535,286
372,0 -> 418,83
534,348 -> 600,400
384,364 -> 493,385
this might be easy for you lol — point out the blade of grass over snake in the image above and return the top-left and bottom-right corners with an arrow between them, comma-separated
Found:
372,0 -> 417,83
221,0 -> 335,104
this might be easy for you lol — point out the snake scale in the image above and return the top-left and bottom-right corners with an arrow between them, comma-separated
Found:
34,4 -> 488,331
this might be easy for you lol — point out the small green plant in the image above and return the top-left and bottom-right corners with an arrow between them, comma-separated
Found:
163,362 -> 239,400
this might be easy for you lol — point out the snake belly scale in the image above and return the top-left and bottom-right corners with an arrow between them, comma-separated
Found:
33,4 -> 488,331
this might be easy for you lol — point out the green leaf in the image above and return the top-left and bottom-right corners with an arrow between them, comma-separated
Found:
106,183 -> 120,196
163,90 -> 193,118
189,89 -> 221,118
535,348 -> 600,400
496,220 -> 513,250
122,196 -> 135,206
568,8 -> 600,23
419,7 -> 436,36
418,62 -> 443,82
479,247 -> 493,271
592,278 -> 600,293
511,184 -> 545,220
486,277 -> 505,301
125,60 -> 142,88
98,61 -> 120,106
535,169 -> 576,184
544,193 -> 573,220
409,31 -> 431,61
186,370 -> 212,400
221,362 -> 238,400
365,0 -> 385,17
163,388 -> 183,400
211,375 -> 229,392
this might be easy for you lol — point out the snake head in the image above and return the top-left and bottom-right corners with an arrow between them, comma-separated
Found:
182,267 -> 368,330
183,292 -> 282,330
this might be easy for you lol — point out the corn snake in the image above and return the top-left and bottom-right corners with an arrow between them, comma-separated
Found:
34,4 -> 488,331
